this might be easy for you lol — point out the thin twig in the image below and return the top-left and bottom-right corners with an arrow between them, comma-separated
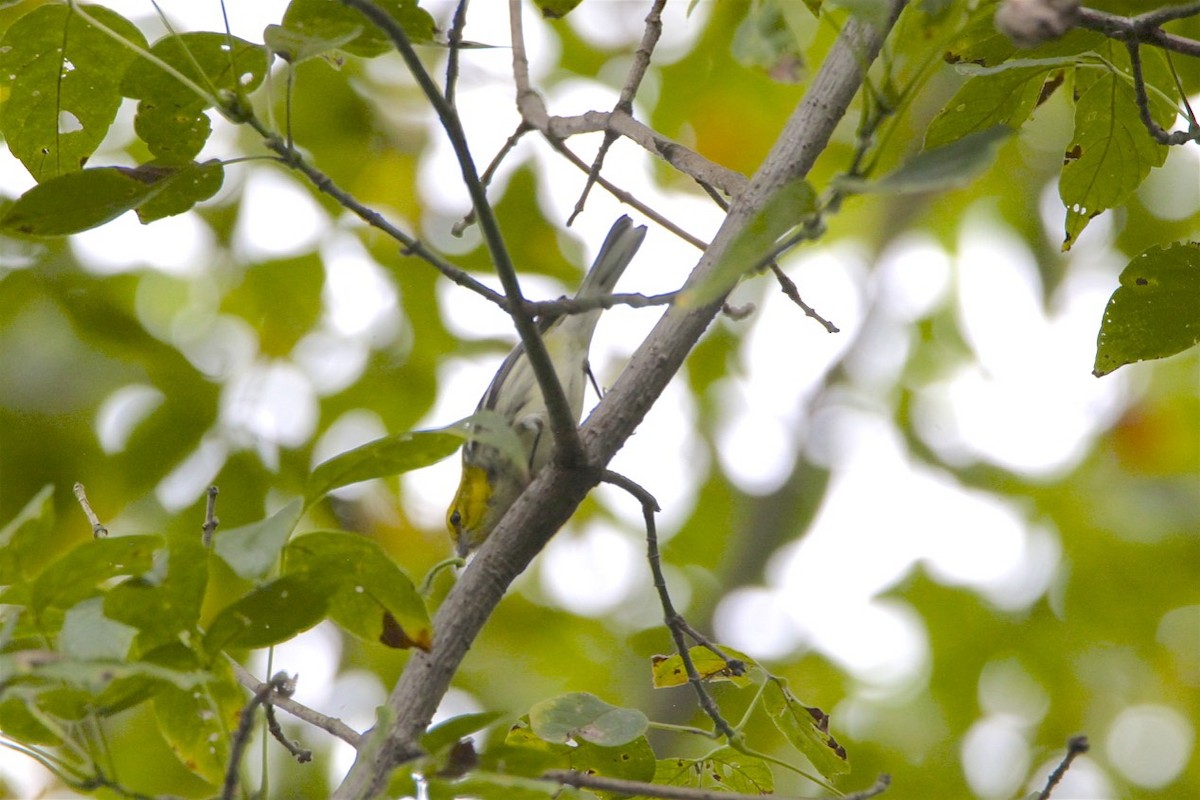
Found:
1075,5 -> 1200,58
545,768 -> 890,800
451,122 -> 532,236
202,485 -> 219,548
601,470 -> 737,741
1125,39 -> 1199,144
225,672 -> 297,800
1036,735 -> 1089,800
444,0 -> 471,106
265,704 -> 313,763
769,264 -> 839,333
549,137 -> 709,250
567,0 -> 668,225
231,661 -> 362,748
240,113 -> 508,309
72,483 -> 108,539
525,289 -> 677,317
344,0 -> 585,465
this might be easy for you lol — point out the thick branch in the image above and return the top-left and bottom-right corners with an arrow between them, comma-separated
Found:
330,3 -> 906,797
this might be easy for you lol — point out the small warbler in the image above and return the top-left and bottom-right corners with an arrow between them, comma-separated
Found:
447,216 -> 647,557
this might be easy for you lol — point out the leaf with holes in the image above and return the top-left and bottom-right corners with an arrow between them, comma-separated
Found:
1060,47 -> 1173,249
764,677 -> 850,777
654,748 -> 774,795
651,644 -> 756,688
0,4 -> 147,180
1093,243 -> 1200,376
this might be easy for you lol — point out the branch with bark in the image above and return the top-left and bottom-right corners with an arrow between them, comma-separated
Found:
331,1 -> 907,796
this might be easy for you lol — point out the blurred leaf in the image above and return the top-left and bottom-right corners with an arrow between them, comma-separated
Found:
0,695 -> 62,745
763,677 -> 850,777
31,535 -> 163,611
0,484 -> 54,585
731,0 -> 805,83
104,536 -> 209,645
284,530 -> 432,651
528,692 -> 648,747
0,4 -> 146,180
844,125 -> 1013,195
422,711 -> 505,755
925,69 -> 1048,150
651,644 -> 756,688
202,573 -> 336,655
305,420 -> 476,505
279,0 -> 436,60
212,498 -> 303,580
654,748 -> 774,794
1093,243 -> 1200,376
222,251 -> 324,356
264,23 -> 361,64
153,652 -> 241,785
536,0 -> 583,19
828,0 -> 893,28
58,597 -> 136,661
680,177 -> 817,308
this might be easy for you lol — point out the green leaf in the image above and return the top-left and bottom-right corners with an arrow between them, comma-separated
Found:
650,644 -> 756,688
0,484 -> 55,585
680,177 -> 818,309
136,160 -> 224,222
31,535 -> 163,611
104,536 -> 208,645
284,530 -> 432,651
0,166 -> 181,236
731,0 -> 806,83
0,695 -> 62,746
828,0 -> 893,29
763,677 -> 850,777
654,748 -> 774,794
264,23 -> 362,64
1093,243 -> 1200,376
121,32 -> 269,103
536,0 -> 584,19
305,422 -> 471,505
153,654 -> 241,784
925,69 -> 1049,150
422,711 -> 505,755
569,735 -> 656,786
279,0 -> 436,61
427,772 -> 587,800
528,692 -> 648,747
58,597 -> 137,661
1060,50 -> 1172,249
212,498 -> 303,580
0,4 -> 147,180
121,32 -> 268,159
847,125 -> 1013,195
202,573 -> 337,656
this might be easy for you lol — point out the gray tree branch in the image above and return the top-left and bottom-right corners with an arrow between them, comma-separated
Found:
330,3 -> 907,797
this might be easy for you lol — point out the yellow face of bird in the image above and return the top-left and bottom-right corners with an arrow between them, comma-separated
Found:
447,462 -> 492,557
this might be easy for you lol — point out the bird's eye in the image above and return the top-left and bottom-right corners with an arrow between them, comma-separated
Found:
450,510 -> 462,529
